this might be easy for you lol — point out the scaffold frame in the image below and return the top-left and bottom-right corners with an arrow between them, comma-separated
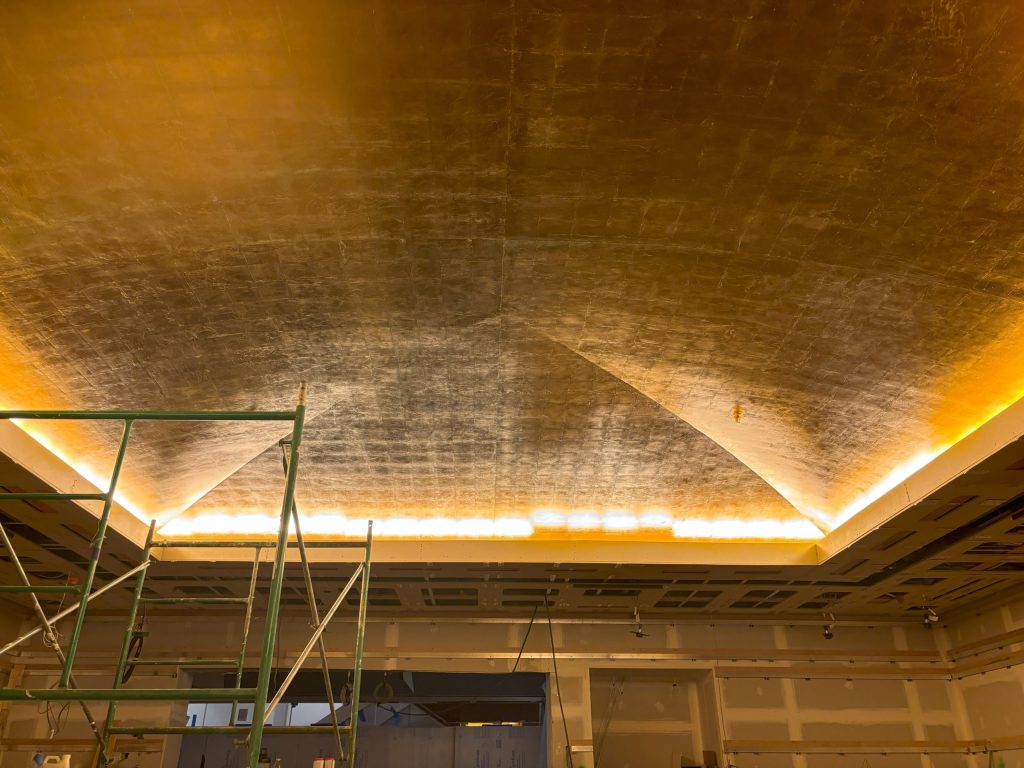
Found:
0,386 -> 373,768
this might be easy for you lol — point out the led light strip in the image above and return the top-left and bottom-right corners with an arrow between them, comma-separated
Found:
158,509 -> 823,540
9,418 -> 148,521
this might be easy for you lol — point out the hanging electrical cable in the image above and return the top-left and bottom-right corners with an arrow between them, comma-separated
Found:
544,599 -> 573,768
120,607 -> 146,685
592,678 -> 623,768
40,587 -> 69,737
511,604 -> 539,674
373,673 -> 395,704
38,687 -> 70,738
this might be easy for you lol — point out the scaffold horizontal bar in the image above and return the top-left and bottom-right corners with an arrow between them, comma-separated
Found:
0,411 -> 295,421
0,493 -> 107,501
108,726 -> 353,736
151,540 -> 367,549
0,688 -> 256,702
139,597 -> 249,605
129,659 -> 239,667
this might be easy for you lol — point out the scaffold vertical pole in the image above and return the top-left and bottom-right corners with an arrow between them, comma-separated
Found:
289,497 -> 346,763
248,384 -> 307,768
0,521 -> 110,766
60,419 -> 134,687
347,520 -> 373,766
231,545 -> 262,725
102,520 -> 156,759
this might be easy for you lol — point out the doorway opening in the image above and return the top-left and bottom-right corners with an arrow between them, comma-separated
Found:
590,669 -> 722,768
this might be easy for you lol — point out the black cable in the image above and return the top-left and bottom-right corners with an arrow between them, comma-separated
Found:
511,604 -> 539,674
373,673 -> 395,703
48,701 -> 70,736
121,631 -> 144,684
482,603 -> 541,704
592,679 -> 623,768
544,600 -> 573,768
198,732 -> 210,768
279,441 -> 290,479
39,681 -> 71,737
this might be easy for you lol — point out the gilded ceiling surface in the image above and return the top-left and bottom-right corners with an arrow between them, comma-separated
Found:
1,1 -> 1023,542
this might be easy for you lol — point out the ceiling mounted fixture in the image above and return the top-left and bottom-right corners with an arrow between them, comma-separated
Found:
631,607 -> 649,639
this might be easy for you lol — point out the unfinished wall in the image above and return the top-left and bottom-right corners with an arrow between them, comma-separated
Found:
0,663 -> 187,768
945,593 -> 1024,768
0,600 -> 181,768
175,726 -> 544,768
0,601 -> 27,629
718,622 -> 971,768
2,612 -> 1002,768
0,600 -> 28,655
0,601 -> 31,768
590,669 -> 712,768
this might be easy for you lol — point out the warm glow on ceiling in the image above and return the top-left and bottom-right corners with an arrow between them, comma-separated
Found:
156,508 -> 823,541
6,389 -> 1024,543
151,386 -> 1024,542
7,417 -> 149,521
828,448 -> 942,528
4,0 -> 1024,558
3,375 -> 1023,545
828,387 -> 1024,529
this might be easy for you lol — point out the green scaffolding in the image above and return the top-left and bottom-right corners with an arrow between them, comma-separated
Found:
0,386 -> 373,768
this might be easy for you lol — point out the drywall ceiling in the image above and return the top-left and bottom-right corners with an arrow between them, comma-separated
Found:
1,1 -> 1023,547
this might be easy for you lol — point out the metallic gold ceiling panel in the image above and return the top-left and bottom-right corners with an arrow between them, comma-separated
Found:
0,1 -> 1023,541
177,321 -> 806,536
505,243 -> 1024,525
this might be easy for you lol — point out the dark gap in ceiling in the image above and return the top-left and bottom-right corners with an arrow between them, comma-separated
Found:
922,496 -> 978,522
967,542 -> 1020,555
839,559 -> 869,576
880,531 -> 916,551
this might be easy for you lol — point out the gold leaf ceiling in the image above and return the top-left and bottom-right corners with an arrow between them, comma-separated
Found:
1,0 -> 1023,543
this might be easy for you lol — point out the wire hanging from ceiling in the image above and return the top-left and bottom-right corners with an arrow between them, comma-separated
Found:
544,598 -> 573,768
